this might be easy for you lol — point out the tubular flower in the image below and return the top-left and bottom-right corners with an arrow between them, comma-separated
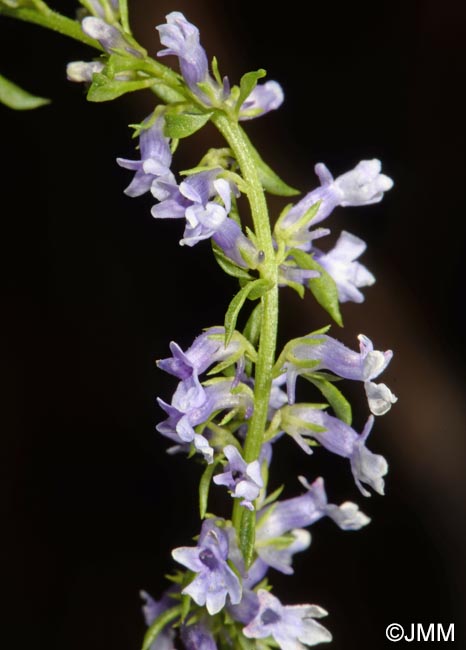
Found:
156,377 -> 252,463
81,16 -> 140,56
253,476 -> 369,575
213,444 -> 263,510
281,408 -> 388,496
172,520 -> 242,614
117,116 -> 173,198
283,331 -> 396,415
156,12 -> 284,120
278,159 -> 393,249
313,231 -> 375,303
243,590 -> 332,649
157,11 -> 210,93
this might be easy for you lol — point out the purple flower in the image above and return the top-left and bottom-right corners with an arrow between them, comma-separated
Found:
157,378 -> 252,463
283,331 -> 396,415
213,445 -> 263,510
157,327 -> 253,383
313,231 -> 375,303
156,12 -> 284,122
180,623 -> 217,650
156,12 -> 209,93
254,476 -> 369,574
172,520 -> 242,614
281,408 -> 388,496
140,590 -> 176,650
278,263 -> 320,289
239,81 -> 284,120
151,170 -> 237,247
259,476 -> 370,537
117,116 -> 173,198
243,590 -> 332,649
82,17 -> 140,56
66,60 -> 105,82
212,217 -> 258,268
278,160 -> 393,250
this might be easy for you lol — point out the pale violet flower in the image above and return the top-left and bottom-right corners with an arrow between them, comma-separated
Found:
157,377 -> 252,463
283,331 -> 396,416
259,476 -> 370,538
151,169 -> 257,264
172,520 -> 241,614
81,16 -> 140,56
117,116 -> 173,198
313,231 -> 375,303
327,159 -> 394,207
243,590 -> 332,649
156,12 -> 283,120
213,444 -> 263,510
157,11 -> 210,93
278,159 -> 393,250
281,408 -> 388,496
253,476 -> 369,575
151,170 -> 232,245
239,81 -> 284,120
157,327 -> 241,381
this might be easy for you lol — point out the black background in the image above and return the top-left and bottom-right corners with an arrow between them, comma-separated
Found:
1,1 -> 465,648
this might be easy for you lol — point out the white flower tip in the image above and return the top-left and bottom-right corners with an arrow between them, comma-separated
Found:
82,16 -> 108,39
365,381 -> 397,416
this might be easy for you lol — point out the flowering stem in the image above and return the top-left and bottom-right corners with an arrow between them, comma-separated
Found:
0,5 -> 103,50
213,114 -> 278,564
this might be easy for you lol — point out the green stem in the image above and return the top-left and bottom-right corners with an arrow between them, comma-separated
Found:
0,5 -> 103,50
213,114 -> 278,565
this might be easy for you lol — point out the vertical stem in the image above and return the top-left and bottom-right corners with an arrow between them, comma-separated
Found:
213,114 -> 279,564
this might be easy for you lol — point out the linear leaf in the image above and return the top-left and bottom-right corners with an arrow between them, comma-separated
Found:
0,73 -> 49,110
224,279 -> 271,344
306,375 -> 352,425
199,458 -> 220,519
289,248 -> 343,326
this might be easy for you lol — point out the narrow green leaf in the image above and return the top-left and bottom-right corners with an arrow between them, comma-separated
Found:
87,73 -> 156,102
212,242 -> 252,280
165,111 -> 212,139
236,68 -> 266,110
306,375 -> 352,425
141,606 -> 180,650
180,594 -> 191,622
199,458 -> 220,519
238,507 -> 255,567
242,302 -> 263,347
0,73 -> 49,110
240,127 -> 299,197
224,279 -> 271,344
118,0 -> 130,33
289,248 -> 343,326
260,484 -> 285,508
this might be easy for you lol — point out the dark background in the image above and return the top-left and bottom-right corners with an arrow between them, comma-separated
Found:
1,1 -> 465,648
